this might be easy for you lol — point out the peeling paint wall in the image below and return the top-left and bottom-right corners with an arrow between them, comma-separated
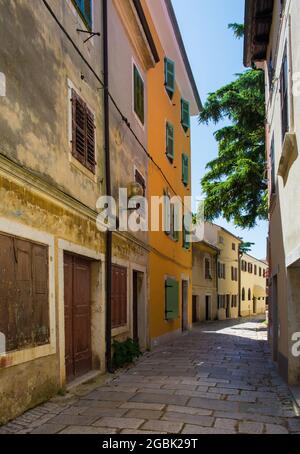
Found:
0,0 -> 105,424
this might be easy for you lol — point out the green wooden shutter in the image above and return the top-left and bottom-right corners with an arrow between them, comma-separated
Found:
181,98 -> 190,131
134,65 -> 144,124
164,193 -> 171,235
173,204 -> 180,242
165,278 -> 179,320
166,122 -> 174,160
182,215 -> 190,250
164,57 -> 175,97
182,153 -> 189,186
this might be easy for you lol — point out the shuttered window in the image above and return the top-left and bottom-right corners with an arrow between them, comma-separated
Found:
182,215 -> 190,250
165,278 -> 179,320
73,0 -> 92,29
218,262 -> 226,279
270,136 -> 276,195
164,57 -> 175,98
111,265 -> 127,329
280,48 -> 289,142
181,98 -> 190,131
182,153 -> 189,186
133,65 -> 144,125
166,122 -> 174,160
0,233 -> 49,353
72,89 -> 96,173
205,258 -> 211,280
164,192 -> 171,235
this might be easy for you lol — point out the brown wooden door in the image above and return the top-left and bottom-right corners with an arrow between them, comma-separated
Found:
111,265 -> 127,329
192,295 -> 197,323
64,253 -> 92,382
133,271 -> 138,342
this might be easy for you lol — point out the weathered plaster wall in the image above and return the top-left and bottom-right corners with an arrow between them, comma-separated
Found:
0,0 -> 106,424
266,0 -> 300,383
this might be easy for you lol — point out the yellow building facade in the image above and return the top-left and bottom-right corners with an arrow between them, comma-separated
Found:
192,242 -> 219,322
240,254 -> 268,317
143,0 -> 201,346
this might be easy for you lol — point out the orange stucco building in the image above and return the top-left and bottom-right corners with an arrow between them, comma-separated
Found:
143,0 -> 201,346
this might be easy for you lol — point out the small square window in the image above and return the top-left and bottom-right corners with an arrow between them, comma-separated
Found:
133,65 -> 144,125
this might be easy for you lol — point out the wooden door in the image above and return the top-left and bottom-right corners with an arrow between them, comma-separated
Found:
192,295 -> 197,323
132,271 -> 138,342
182,280 -> 188,331
111,265 -> 127,329
64,253 -> 92,382
205,296 -> 210,321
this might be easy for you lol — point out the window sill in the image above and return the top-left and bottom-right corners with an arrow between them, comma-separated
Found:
0,343 -> 56,369
70,155 -> 97,183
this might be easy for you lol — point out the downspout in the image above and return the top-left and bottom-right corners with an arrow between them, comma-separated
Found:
238,249 -> 242,318
102,0 -> 113,373
216,252 -> 219,319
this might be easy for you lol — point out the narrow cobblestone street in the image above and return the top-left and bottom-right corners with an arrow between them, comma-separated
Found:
1,317 -> 300,435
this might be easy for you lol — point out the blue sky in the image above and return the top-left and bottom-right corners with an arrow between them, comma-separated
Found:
172,0 -> 268,259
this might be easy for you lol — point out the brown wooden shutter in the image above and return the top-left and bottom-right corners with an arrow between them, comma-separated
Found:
32,243 -> 50,345
86,106 -> 96,173
0,233 -> 49,352
71,89 -> 96,173
72,89 -> 86,165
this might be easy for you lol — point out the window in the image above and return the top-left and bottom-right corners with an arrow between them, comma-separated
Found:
242,288 -> 245,301
280,48 -> 289,142
0,233 -> 49,352
263,269 -> 266,278
164,192 -> 171,235
182,215 -> 190,250
164,57 -> 175,99
259,267 -> 262,277
241,260 -> 247,272
166,122 -> 174,160
111,265 -> 127,329
218,262 -> 226,279
181,98 -> 190,131
182,153 -> 189,186
231,295 -> 238,308
135,169 -> 146,197
219,236 -> 224,245
268,52 -> 274,92
254,265 -> 257,275
71,89 -> 96,173
73,0 -> 92,29
133,65 -> 144,125
270,135 -> 276,195
248,263 -> 253,274
165,278 -> 179,320
248,289 -> 252,301
218,295 -> 226,310
231,267 -> 238,281
205,258 -> 211,280
232,243 -> 236,251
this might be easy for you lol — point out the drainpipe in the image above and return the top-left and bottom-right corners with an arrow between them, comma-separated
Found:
102,0 -> 113,373
216,252 -> 219,319
238,249 -> 242,318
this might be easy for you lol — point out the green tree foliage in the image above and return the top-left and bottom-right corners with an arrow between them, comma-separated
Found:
228,23 -> 245,39
199,30 -> 267,229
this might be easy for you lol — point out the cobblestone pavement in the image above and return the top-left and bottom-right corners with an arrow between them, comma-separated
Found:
1,317 -> 300,434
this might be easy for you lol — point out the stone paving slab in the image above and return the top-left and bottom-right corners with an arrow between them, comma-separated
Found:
1,316 -> 300,434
